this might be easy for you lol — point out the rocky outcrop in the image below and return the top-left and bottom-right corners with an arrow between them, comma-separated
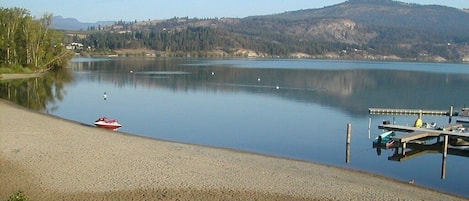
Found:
290,19 -> 378,44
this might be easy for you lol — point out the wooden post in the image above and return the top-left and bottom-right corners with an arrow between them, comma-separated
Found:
402,142 -> 407,155
443,135 -> 449,158
346,123 -> 352,144
441,135 -> 449,179
449,106 -> 454,123
441,153 -> 447,179
346,144 -> 351,163
368,118 -> 371,139
345,123 -> 352,163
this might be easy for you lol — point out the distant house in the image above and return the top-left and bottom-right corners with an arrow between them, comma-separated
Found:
66,42 -> 84,50
112,25 -> 124,30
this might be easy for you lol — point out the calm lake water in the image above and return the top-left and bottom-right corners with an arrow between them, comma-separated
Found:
2,57 -> 469,197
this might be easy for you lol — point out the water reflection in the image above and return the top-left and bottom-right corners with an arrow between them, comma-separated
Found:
4,58 -> 469,116
373,138 -> 469,179
69,58 -> 469,118
0,68 -> 74,112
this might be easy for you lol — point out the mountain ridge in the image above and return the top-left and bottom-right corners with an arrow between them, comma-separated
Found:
52,16 -> 114,30
57,0 -> 469,62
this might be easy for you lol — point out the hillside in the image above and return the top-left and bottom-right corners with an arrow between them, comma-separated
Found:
60,0 -> 469,62
267,0 -> 469,42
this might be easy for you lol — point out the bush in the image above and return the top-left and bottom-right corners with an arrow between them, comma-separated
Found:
0,64 -> 32,74
3,191 -> 29,201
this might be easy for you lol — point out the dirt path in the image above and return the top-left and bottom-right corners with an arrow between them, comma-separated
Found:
0,73 -> 45,80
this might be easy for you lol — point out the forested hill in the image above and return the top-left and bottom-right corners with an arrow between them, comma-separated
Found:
63,0 -> 469,62
266,0 -> 469,42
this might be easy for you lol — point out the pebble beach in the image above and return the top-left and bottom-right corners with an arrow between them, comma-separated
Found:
0,99 -> 468,200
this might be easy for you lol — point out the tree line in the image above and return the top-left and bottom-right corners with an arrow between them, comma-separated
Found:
0,8 -> 72,73
73,25 -> 355,58
70,17 -> 456,60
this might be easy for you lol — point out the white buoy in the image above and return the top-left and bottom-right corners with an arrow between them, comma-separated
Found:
257,77 -> 261,82
130,70 -> 133,73
211,72 -> 215,75
276,85 -> 280,90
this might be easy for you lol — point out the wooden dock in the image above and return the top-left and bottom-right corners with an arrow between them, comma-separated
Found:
369,107 -> 458,116
378,124 -> 468,142
378,123 -> 469,156
378,124 -> 466,143
370,108 -> 468,179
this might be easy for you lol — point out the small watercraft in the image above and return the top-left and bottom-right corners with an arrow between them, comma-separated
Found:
373,130 -> 396,147
456,108 -> 469,123
94,117 -> 122,131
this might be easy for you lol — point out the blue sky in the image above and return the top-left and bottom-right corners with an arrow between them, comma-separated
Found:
1,0 -> 468,22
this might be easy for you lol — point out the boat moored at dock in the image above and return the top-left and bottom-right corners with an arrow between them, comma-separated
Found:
373,131 -> 396,148
456,108 -> 469,123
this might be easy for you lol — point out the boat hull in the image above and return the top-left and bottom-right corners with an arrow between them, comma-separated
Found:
456,118 -> 469,123
94,117 -> 122,131
456,108 -> 469,123
93,122 -> 122,130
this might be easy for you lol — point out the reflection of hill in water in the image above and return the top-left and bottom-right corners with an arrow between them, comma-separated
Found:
71,59 -> 469,117
206,68 -> 469,117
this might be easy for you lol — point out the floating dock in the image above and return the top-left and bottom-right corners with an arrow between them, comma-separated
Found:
378,124 -> 468,142
378,123 -> 468,155
369,107 -> 458,116
370,106 -> 468,179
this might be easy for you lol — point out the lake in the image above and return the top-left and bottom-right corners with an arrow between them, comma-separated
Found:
2,57 -> 469,197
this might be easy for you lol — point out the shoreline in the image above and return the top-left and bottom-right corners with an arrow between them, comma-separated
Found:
1,99 -> 468,200
0,72 -> 45,81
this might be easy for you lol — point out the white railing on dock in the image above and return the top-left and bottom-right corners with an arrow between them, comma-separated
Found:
368,107 -> 457,116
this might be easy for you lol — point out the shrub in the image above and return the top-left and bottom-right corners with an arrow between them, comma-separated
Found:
4,191 -> 29,201
0,64 -> 32,74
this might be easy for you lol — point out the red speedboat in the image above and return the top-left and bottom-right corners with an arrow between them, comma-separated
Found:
94,117 -> 122,131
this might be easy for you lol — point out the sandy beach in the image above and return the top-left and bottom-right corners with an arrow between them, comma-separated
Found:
0,99 -> 467,201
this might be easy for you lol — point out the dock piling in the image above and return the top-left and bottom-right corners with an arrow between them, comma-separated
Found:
345,123 -> 352,163
443,135 -> 449,158
449,106 -> 454,123
402,142 -> 407,155
346,144 -> 351,163
368,118 -> 371,139
441,156 -> 447,179
441,135 -> 449,179
346,123 -> 352,144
